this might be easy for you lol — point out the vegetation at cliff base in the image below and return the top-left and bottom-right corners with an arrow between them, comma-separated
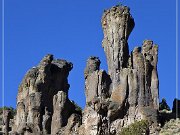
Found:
119,120 -> 149,135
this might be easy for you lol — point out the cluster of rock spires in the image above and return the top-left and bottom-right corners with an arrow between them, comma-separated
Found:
82,5 -> 159,135
1,5 -> 179,135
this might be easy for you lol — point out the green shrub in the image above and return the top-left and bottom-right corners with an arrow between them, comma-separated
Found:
119,120 -> 149,135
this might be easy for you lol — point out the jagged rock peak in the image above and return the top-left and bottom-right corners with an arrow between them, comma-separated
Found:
38,54 -> 73,71
39,54 -> 53,64
11,54 -> 81,135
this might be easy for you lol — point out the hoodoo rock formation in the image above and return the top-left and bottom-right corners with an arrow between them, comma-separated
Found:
3,5 -> 167,135
10,55 -> 81,135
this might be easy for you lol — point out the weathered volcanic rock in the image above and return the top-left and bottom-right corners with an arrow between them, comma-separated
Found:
82,57 -> 111,135
11,54 -> 81,135
51,91 -> 78,134
84,57 -> 111,103
108,41 -> 159,134
102,5 -> 134,89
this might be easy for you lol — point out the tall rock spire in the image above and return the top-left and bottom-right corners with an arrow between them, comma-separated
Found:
101,5 -> 134,88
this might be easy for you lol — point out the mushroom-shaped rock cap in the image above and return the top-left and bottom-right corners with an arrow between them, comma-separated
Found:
102,5 -> 135,40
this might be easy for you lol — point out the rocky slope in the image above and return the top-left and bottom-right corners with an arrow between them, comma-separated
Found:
1,5 -> 179,135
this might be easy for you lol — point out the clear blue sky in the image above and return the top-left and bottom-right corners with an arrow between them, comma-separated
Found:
0,0 -> 179,109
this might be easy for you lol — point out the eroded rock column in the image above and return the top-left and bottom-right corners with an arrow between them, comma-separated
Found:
101,5 -> 134,88
83,57 -> 111,135
12,54 -> 80,135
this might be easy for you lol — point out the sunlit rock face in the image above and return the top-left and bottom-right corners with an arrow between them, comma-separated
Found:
8,4 -> 160,135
